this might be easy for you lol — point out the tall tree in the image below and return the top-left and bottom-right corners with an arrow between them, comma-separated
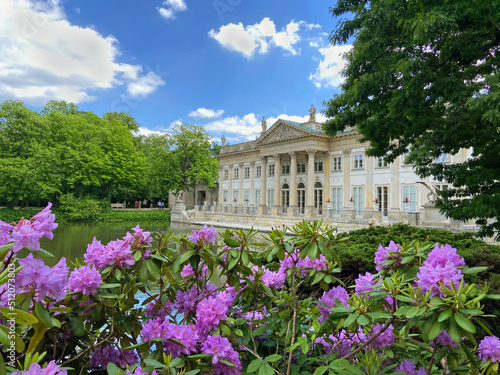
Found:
164,123 -> 219,195
324,0 -> 500,237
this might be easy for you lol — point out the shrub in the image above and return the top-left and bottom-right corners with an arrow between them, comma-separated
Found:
58,194 -> 106,220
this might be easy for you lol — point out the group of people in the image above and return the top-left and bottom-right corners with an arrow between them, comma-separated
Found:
134,199 -> 165,209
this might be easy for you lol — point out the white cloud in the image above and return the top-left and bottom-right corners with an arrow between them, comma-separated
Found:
134,126 -> 167,137
157,0 -> 187,20
126,72 -> 165,98
204,113 -> 260,141
208,17 -> 304,58
309,44 -> 352,88
0,0 -> 165,105
188,107 -> 224,119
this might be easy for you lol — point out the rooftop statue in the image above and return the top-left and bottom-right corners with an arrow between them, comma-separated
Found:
308,104 -> 316,122
261,116 -> 267,133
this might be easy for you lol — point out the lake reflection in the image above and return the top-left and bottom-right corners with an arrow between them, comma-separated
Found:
35,221 -> 203,266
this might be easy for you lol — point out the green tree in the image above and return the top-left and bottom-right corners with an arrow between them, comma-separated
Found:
164,123 -> 219,195
103,111 -> 140,132
324,0 -> 500,237
0,100 -> 60,207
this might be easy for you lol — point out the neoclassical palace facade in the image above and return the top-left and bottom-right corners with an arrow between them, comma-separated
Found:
213,114 -> 468,224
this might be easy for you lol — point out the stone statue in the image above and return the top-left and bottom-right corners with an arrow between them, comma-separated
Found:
221,135 -> 226,146
417,181 -> 439,202
261,116 -> 267,133
308,104 -> 316,122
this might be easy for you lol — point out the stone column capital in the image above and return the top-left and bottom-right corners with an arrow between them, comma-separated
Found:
239,162 -> 244,168
343,148 -> 352,156
259,156 -> 267,163
307,149 -> 316,156
250,161 -> 255,166
273,154 -> 281,161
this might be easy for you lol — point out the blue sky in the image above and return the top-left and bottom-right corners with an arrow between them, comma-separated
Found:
0,0 -> 352,144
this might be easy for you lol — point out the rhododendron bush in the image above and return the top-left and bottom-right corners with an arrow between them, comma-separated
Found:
1,205 -> 500,375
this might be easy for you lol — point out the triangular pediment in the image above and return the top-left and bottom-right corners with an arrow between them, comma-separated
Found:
255,120 -> 313,146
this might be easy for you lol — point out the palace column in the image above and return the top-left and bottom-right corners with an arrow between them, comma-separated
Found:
272,154 -> 281,215
365,155 -> 374,218
218,165 -> 224,211
228,164 -> 233,208
341,149 -> 353,219
389,156 -> 400,221
249,161 -> 255,212
305,149 -> 315,217
288,152 -> 297,215
257,156 -> 267,215
238,162 -> 244,211
323,152 -> 331,216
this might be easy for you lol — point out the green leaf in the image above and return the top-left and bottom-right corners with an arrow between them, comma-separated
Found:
344,313 -> 359,328
454,313 -> 476,334
0,308 -> 38,325
428,319 -> 446,342
401,255 -> 415,265
0,327 -> 10,347
184,371 -> 201,375
265,354 -> 282,362
219,359 -> 236,367
220,322 -> 232,336
462,266 -> 488,274
258,362 -> 275,375
34,302 -> 53,327
357,314 -> 369,326
247,358 -> 263,373
313,366 -> 329,375
107,362 -> 120,375
279,309 -> 292,319
68,316 -> 85,336
143,358 -> 164,368
146,259 -> 161,280
438,309 -> 452,322
224,238 -> 241,248
177,250 -> 195,265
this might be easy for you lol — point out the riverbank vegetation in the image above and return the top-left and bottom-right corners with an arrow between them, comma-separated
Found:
0,206 -> 170,223
2,207 -> 500,375
0,100 -> 219,209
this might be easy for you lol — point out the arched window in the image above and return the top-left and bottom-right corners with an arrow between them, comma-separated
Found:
314,182 -> 323,213
297,182 -> 306,214
281,183 -> 290,213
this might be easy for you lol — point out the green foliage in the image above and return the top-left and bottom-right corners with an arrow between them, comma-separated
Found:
58,194 -> 106,220
324,0 -> 500,237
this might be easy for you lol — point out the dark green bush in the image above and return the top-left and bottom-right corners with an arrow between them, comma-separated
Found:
58,194 -> 106,220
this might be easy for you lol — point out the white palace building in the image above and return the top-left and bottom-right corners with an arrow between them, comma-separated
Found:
172,106 -> 474,234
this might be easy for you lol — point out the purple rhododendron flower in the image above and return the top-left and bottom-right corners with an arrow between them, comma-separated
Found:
432,330 -> 457,347
188,225 -> 217,245
174,282 -> 218,315
68,266 -> 102,295
196,295 -> 230,335
201,335 -> 242,375
374,240 -> 403,271
369,323 -> 394,349
0,220 -> 14,246
84,237 -> 135,270
123,225 -> 153,257
90,345 -> 138,369
279,249 -> 328,277
314,329 -> 365,357
417,244 -> 464,298
145,298 -> 174,319
11,219 -> 45,253
126,369 -> 158,375
318,286 -> 349,323
32,203 -> 58,240
181,262 -> 209,279
16,254 -> 68,302
395,360 -> 427,375
355,272 -> 377,296
12,360 -> 67,375
479,335 -> 500,363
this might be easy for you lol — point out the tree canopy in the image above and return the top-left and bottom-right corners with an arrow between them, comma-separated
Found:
324,0 -> 500,238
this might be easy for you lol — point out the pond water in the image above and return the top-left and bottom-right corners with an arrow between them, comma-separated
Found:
31,221 -> 202,266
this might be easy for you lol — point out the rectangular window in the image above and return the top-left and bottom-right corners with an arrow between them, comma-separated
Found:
256,165 -> 262,178
353,154 -> 364,169
223,190 -> 228,206
268,189 -> 274,207
332,156 -> 342,171
377,156 -> 388,168
403,185 -> 417,212
434,153 -> 450,163
314,159 -> 324,172
297,161 -> 306,173
244,166 -> 250,178
234,168 -> 239,179
281,162 -> 290,175
255,189 -> 261,207
244,190 -> 250,207
233,190 -> 238,205
402,152 -> 413,165
353,186 -> 364,215
223,169 -> 229,180
332,187 -> 342,214
269,164 -> 275,176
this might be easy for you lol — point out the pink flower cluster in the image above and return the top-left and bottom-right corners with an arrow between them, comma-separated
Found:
201,335 -> 242,375
374,240 -> 403,271
90,345 -> 138,370
140,319 -> 199,357
432,330 -> 457,347
369,323 -> 395,349
354,272 -> 394,308
251,266 -> 286,289
479,335 -> 500,363
279,249 -> 328,277
123,225 -> 153,257
395,360 -> 426,375
188,224 -> 217,245
68,266 -> 102,295
12,360 -> 67,375
318,286 -> 349,323
84,237 -> 134,270
196,287 -> 235,335
416,244 -> 465,298
145,298 -> 174,319
0,203 -> 58,253
126,368 -> 158,375
181,262 -> 210,279
16,254 -> 68,302
314,329 -> 365,357
174,282 -> 218,315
